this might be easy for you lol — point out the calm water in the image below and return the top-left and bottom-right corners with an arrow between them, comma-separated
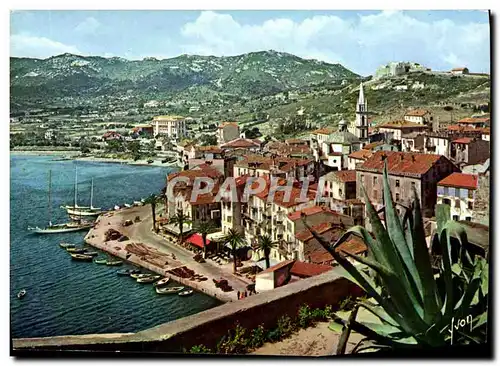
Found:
10,155 -> 220,338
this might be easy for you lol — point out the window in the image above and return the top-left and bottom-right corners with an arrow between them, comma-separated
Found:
468,190 -> 474,199
443,187 -> 449,195
449,187 -> 456,197
339,188 -> 343,197
396,179 -> 400,188
455,199 -> 460,208
396,193 -> 400,202
373,176 -> 378,185
465,217 -> 472,222
453,215 -> 459,221
361,175 -> 365,184
411,182 -> 416,189
468,202 -> 473,210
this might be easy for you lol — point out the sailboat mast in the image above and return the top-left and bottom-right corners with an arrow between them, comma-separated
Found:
74,165 -> 78,208
90,178 -> 94,209
48,170 -> 52,227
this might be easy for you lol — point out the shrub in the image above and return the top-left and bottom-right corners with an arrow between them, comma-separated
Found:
298,305 -> 313,328
216,323 -> 249,354
248,324 -> 266,349
189,345 -> 212,354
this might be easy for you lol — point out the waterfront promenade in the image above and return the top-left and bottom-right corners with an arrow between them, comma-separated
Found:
84,205 -> 253,303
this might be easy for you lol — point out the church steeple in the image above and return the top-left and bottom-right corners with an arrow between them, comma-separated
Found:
355,82 -> 369,146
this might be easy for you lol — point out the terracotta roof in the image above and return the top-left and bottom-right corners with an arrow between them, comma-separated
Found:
290,261 -> 332,278
438,173 -> 478,190
167,167 -> 222,182
220,138 -> 261,149
218,121 -> 238,128
335,235 -> 367,256
451,67 -> 468,71
333,170 -> 356,183
359,151 -> 443,176
378,121 -> 429,129
268,187 -> 316,208
312,127 -> 334,135
405,109 -> 429,117
362,141 -> 384,150
287,206 -> 327,221
348,149 -> 373,160
235,155 -> 312,172
457,117 -> 490,124
481,127 -> 490,135
258,260 -> 295,275
194,145 -> 224,153
103,131 -> 122,138
285,138 -> 308,145
453,137 -> 473,144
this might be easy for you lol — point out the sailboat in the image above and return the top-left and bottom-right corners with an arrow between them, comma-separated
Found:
28,170 -> 94,234
61,168 -> 104,218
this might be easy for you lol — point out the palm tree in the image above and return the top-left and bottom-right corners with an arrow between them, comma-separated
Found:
194,220 -> 215,258
169,209 -> 191,243
256,234 -> 278,269
222,228 -> 246,273
144,194 -> 160,233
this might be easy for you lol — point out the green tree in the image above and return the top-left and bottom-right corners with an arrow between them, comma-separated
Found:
199,134 -> 217,146
194,220 -> 216,258
222,228 -> 246,273
169,209 -> 192,243
256,234 -> 278,269
143,194 -> 160,233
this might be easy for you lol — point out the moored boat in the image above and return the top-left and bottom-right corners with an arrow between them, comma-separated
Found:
130,273 -> 149,279
154,277 -> 170,287
70,253 -> 94,261
178,289 -> 194,297
117,269 -> 141,276
66,247 -> 86,254
59,242 -> 76,249
82,251 -> 98,257
156,286 -> 184,295
137,275 -> 161,284
94,258 -> 107,264
106,260 -> 123,266
17,289 -> 27,299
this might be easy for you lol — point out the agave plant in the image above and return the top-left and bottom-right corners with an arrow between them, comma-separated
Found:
302,163 -> 488,352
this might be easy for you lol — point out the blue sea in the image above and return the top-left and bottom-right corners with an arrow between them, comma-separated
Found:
10,155 -> 220,339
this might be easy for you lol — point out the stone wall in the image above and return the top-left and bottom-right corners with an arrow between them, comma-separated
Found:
13,267 -> 363,354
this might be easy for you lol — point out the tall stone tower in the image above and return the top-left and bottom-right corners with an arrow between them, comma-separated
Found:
355,82 -> 369,146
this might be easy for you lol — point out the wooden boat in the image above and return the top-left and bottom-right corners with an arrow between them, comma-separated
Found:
137,275 -> 161,284
17,289 -> 26,299
130,273 -> 150,279
156,286 -> 184,295
106,260 -> 123,266
154,277 -> 170,287
94,258 -> 108,264
82,251 -> 99,257
70,253 -> 94,261
117,269 -> 141,276
59,242 -> 76,249
66,247 -> 86,254
178,289 -> 194,297
124,203 -> 132,208
114,205 -> 121,210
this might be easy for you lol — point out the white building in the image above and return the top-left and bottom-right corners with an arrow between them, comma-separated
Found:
151,115 -> 188,140
437,173 -> 478,222
404,109 -> 432,125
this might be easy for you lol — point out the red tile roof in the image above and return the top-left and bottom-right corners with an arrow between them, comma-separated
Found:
457,117 -> 490,124
452,67 -> 468,71
453,137 -> 473,144
359,151 -> 443,176
438,173 -> 478,190
235,155 -> 312,172
167,166 -> 222,182
335,235 -> 367,256
334,170 -> 356,183
285,138 -> 308,145
258,260 -> 295,275
405,109 -> 429,117
362,141 -> 384,150
378,121 -> 429,129
287,206 -> 326,221
290,261 -> 332,278
220,138 -> 260,149
481,127 -> 490,135
194,145 -> 224,153
348,149 -> 373,160
312,127 -> 334,135
218,121 -> 239,128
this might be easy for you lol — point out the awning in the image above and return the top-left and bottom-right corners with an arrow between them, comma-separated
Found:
186,234 -> 211,249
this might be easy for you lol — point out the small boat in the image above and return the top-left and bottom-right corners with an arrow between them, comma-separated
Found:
59,242 -> 75,249
17,289 -> 26,299
124,203 -> 132,208
156,286 -> 184,295
137,275 -> 161,284
94,258 -> 108,264
114,205 -> 120,210
117,269 -> 141,276
147,159 -> 154,164
82,251 -> 98,257
154,277 -> 170,287
70,253 -> 94,261
130,273 -> 150,279
178,289 -> 194,297
67,247 -> 86,254
133,201 -> 143,206
106,260 -> 123,266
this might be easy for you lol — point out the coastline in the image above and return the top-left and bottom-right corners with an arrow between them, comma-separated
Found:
11,150 -> 181,168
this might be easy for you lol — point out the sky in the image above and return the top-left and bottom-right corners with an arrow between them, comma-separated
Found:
10,10 -> 491,75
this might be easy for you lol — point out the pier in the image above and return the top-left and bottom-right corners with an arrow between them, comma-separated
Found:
84,205 -> 253,303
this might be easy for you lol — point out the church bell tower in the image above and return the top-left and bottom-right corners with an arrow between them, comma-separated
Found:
355,82 -> 369,146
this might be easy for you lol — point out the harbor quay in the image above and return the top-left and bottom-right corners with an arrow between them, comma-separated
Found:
84,205 -> 253,303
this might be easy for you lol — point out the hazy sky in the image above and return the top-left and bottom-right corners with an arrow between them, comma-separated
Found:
10,10 -> 490,75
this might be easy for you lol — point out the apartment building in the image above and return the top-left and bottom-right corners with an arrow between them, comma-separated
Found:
437,173 -> 479,222
217,122 -> 240,145
152,115 -> 188,140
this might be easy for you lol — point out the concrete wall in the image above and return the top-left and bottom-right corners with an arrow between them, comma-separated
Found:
13,268 -> 363,354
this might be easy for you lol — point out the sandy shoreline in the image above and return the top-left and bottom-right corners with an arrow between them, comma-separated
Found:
11,150 -> 181,168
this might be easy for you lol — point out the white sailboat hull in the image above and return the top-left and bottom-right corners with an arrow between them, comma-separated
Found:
28,223 -> 93,234
64,207 -> 103,216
